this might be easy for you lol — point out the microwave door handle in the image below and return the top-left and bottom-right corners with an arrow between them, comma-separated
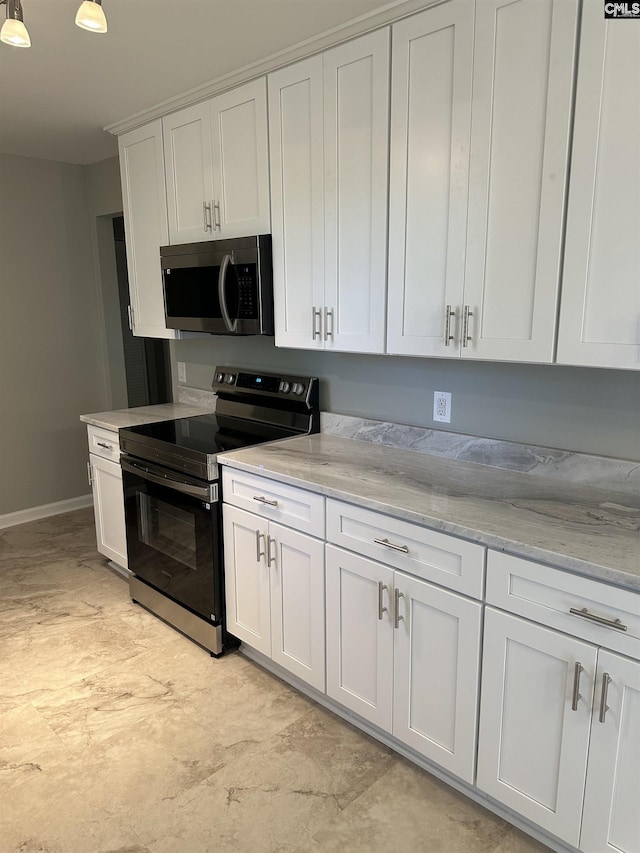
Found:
218,254 -> 237,333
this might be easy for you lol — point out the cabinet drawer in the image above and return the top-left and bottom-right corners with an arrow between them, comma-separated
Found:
326,499 -> 485,599
487,550 -> 640,659
87,425 -> 120,462
222,468 -> 324,538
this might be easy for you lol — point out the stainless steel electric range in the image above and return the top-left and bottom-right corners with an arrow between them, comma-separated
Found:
119,366 -> 319,656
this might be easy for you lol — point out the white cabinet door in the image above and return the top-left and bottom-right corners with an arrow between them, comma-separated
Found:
269,522 -> 325,692
477,608 -> 596,847
163,102 -> 215,245
392,572 -> 481,783
323,30 -> 389,354
223,504 -> 271,655
118,121 -> 176,339
580,651 -> 640,853
556,3 -> 640,370
326,545 -> 394,729
90,454 -> 127,569
269,56 -> 325,350
463,0 -> 578,363
387,0 -> 473,358
211,78 -> 270,239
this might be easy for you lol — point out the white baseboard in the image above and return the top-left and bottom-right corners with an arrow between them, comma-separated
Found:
0,494 -> 94,531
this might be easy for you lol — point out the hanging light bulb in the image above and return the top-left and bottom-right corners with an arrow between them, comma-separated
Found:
75,0 -> 107,33
1,0 -> 31,48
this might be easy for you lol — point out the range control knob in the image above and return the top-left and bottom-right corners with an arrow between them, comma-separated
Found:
291,382 -> 305,396
214,372 -> 224,384
225,373 -> 235,385
279,381 -> 291,394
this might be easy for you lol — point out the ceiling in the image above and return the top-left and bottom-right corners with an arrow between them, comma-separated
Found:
0,0 -> 394,165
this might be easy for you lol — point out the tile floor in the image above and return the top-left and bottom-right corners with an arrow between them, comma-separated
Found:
0,508 -> 550,853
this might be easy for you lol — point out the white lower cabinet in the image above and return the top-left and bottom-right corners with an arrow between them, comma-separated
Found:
223,503 -> 325,691
86,426 -> 127,570
478,551 -> 640,851
325,543 -> 482,783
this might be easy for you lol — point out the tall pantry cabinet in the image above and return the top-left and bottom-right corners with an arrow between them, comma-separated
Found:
387,0 -> 578,363
268,30 -> 390,353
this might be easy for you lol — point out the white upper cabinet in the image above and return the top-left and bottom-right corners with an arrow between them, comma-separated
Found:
387,0 -> 474,358
388,0 -> 577,363
556,2 -> 640,370
118,120 -> 177,339
463,0 -> 578,362
269,30 -> 390,353
163,78 -> 270,245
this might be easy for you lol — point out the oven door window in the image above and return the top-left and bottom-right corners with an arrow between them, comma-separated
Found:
123,471 -> 221,623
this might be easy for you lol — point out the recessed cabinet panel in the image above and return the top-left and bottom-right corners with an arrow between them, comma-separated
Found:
269,58 -> 325,349
163,103 -> 215,244
90,453 -> 127,569
463,0 -> 577,362
211,79 -> 271,238
387,0 -> 473,357
580,651 -> 640,853
324,30 -> 389,353
477,608 -> 596,846
118,121 -> 175,339
325,544 -> 394,729
557,5 -> 640,369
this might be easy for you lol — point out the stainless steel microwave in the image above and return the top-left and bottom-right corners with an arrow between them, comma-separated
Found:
160,235 -> 273,335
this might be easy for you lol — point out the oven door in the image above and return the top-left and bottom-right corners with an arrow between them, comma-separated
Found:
121,457 -> 222,623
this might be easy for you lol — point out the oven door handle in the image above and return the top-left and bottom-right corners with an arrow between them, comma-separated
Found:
218,253 -> 238,333
121,458 -> 218,503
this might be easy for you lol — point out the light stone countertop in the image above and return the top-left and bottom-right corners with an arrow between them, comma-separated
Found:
219,433 -> 640,592
80,402 -> 215,431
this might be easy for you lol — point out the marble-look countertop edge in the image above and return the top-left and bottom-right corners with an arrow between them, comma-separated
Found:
218,455 -> 640,593
80,403 -> 215,431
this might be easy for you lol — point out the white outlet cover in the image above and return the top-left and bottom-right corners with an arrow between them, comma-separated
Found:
433,391 -> 452,423
177,362 -> 187,383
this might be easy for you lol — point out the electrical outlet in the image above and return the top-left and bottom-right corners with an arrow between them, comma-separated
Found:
177,362 -> 187,383
433,391 -> 452,423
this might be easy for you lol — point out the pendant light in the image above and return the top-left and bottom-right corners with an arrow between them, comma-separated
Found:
0,0 -> 31,48
75,0 -> 107,33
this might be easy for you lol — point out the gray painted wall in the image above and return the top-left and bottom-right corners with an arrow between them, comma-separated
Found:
0,154 -> 110,515
172,336 -> 640,461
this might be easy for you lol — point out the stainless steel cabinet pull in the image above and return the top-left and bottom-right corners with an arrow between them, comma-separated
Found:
96,442 -> 112,450
394,588 -> 405,629
127,305 -> 133,331
312,306 -> 322,340
462,305 -> 473,347
213,200 -> 221,230
377,582 -> 388,621
444,305 -> 455,346
267,536 -> 277,568
374,537 -> 409,554
599,673 -> 612,723
87,462 -> 93,486
255,530 -> 266,563
324,307 -> 334,341
203,201 -> 212,231
569,607 -> 627,632
253,495 -> 278,507
571,662 -> 583,711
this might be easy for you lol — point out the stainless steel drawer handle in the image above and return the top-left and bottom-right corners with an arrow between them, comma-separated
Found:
599,673 -> 612,723
324,307 -> 334,341
213,200 -> 221,230
96,442 -> 112,450
462,305 -> 473,347
256,530 -> 266,563
267,536 -> 277,568
312,306 -> 322,340
571,662 -> 583,711
203,201 -> 212,231
394,588 -> 405,629
374,537 -> 409,554
569,607 -> 627,632
444,304 -> 455,346
377,582 -> 388,621
253,495 -> 278,507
